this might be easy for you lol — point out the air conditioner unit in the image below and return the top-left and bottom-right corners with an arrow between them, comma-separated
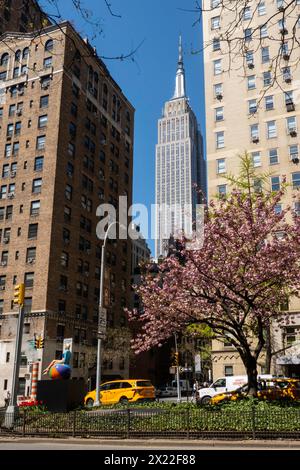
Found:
18,90 -> 24,96
7,193 -> 15,199
283,53 -> 290,61
3,238 -> 9,244
10,171 -> 16,178
27,258 -> 35,264
1,261 -> 7,266
284,75 -> 292,83
84,271 -> 89,277
286,101 -> 295,112
16,109 -> 22,116
279,28 -> 288,35
0,286 -> 5,291
290,128 -> 297,137
7,135 -> 12,141
42,84 -> 49,90
216,93 -> 223,101
252,136 -> 259,143
278,5 -> 285,12
292,156 -> 299,164
247,62 -> 254,69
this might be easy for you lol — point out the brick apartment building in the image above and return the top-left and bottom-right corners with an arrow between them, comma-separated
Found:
0,2 -> 134,404
203,0 -> 300,380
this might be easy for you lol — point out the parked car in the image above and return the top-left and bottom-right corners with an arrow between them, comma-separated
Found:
157,386 -> 178,397
84,379 -> 155,407
197,374 -> 272,405
210,378 -> 300,405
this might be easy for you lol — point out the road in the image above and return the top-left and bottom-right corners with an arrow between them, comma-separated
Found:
1,438 -> 300,450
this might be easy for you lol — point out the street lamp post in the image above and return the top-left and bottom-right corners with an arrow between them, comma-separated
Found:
174,333 -> 181,403
94,221 -> 120,407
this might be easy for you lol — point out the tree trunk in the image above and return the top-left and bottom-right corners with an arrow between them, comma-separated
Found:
243,355 -> 258,396
264,325 -> 272,374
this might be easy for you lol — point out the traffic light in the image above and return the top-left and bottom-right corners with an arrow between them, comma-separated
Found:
34,337 -> 45,349
13,283 -> 25,307
174,352 -> 179,367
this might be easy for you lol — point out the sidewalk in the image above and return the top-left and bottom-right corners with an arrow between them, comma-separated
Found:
1,436 -> 300,448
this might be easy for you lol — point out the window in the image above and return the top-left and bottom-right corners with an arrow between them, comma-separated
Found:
217,184 -> 227,198
262,46 -> 270,63
215,107 -> 224,121
271,176 -> 280,192
274,204 -> 282,215
5,144 -> 11,157
214,83 -> 223,98
68,142 -> 75,157
267,121 -> 277,138
213,59 -> 222,75
258,1 -> 266,15
34,156 -> 44,172
72,83 -> 79,98
43,57 -> 52,69
247,75 -> 256,90
7,124 -> 13,137
265,95 -> 274,110
252,151 -> 261,167
260,25 -> 268,38
216,131 -> 224,149
26,247 -> 36,263
217,158 -> 226,174
292,172 -> 300,189
244,28 -> 252,41
294,202 -> 300,216
283,66 -> 292,83
28,224 -> 38,239
61,251 -> 69,268
243,7 -> 251,20
24,272 -> 34,288
248,99 -> 257,114
246,51 -> 254,66
263,71 -> 272,86
250,124 -> 259,140
289,144 -> 299,161
30,200 -> 40,216
65,184 -> 72,201
64,206 -> 71,222
0,53 -> 9,66
36,135 -> 46,150
287,116 -> 297,133
69,122 -> 77,137
38,115 -> 48,128
224,366 -> 233,377
211,0 -> 220,8
211,16 -> 220,29
32,178 -> 42,194
269,148 -> 279,165
213,37 -> 221,51
40,95 -> 49,108
45,39 -> 54,52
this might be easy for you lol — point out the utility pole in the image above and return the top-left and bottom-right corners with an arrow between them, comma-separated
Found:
4,284 -> 25,428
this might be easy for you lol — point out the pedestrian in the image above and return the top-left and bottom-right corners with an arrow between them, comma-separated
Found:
192,380 -> 199,401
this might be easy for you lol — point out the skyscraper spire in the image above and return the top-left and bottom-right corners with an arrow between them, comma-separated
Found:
173,35 -> 186,99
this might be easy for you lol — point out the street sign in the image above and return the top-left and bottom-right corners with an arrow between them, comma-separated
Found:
195,354 -> 202,373
98,307 -> 107,338
180,367 -> 193,373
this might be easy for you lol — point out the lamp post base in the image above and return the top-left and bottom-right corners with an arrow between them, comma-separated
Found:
3,405 -> 19,429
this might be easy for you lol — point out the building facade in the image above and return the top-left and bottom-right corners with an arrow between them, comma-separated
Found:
0,19 -> 134,404
203,0 -> 300,379
155,37 -> 206,259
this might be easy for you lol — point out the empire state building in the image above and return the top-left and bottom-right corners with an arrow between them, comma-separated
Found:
155,37 -> 206,259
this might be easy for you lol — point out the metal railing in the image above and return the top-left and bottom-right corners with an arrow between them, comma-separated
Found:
1,407 -> 300,440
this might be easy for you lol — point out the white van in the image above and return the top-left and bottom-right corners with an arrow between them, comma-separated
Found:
197,374 -> 272,405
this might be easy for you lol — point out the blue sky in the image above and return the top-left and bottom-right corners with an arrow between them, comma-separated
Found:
49,0 -> 205,255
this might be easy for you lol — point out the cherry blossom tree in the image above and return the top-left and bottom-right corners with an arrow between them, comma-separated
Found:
129,156 -> 300,395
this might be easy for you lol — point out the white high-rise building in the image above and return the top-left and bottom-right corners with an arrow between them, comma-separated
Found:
155,37 -> 206,259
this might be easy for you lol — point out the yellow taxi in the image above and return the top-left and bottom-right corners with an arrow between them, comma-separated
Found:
84,379 -> 156,407
211,378 -> 300,405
